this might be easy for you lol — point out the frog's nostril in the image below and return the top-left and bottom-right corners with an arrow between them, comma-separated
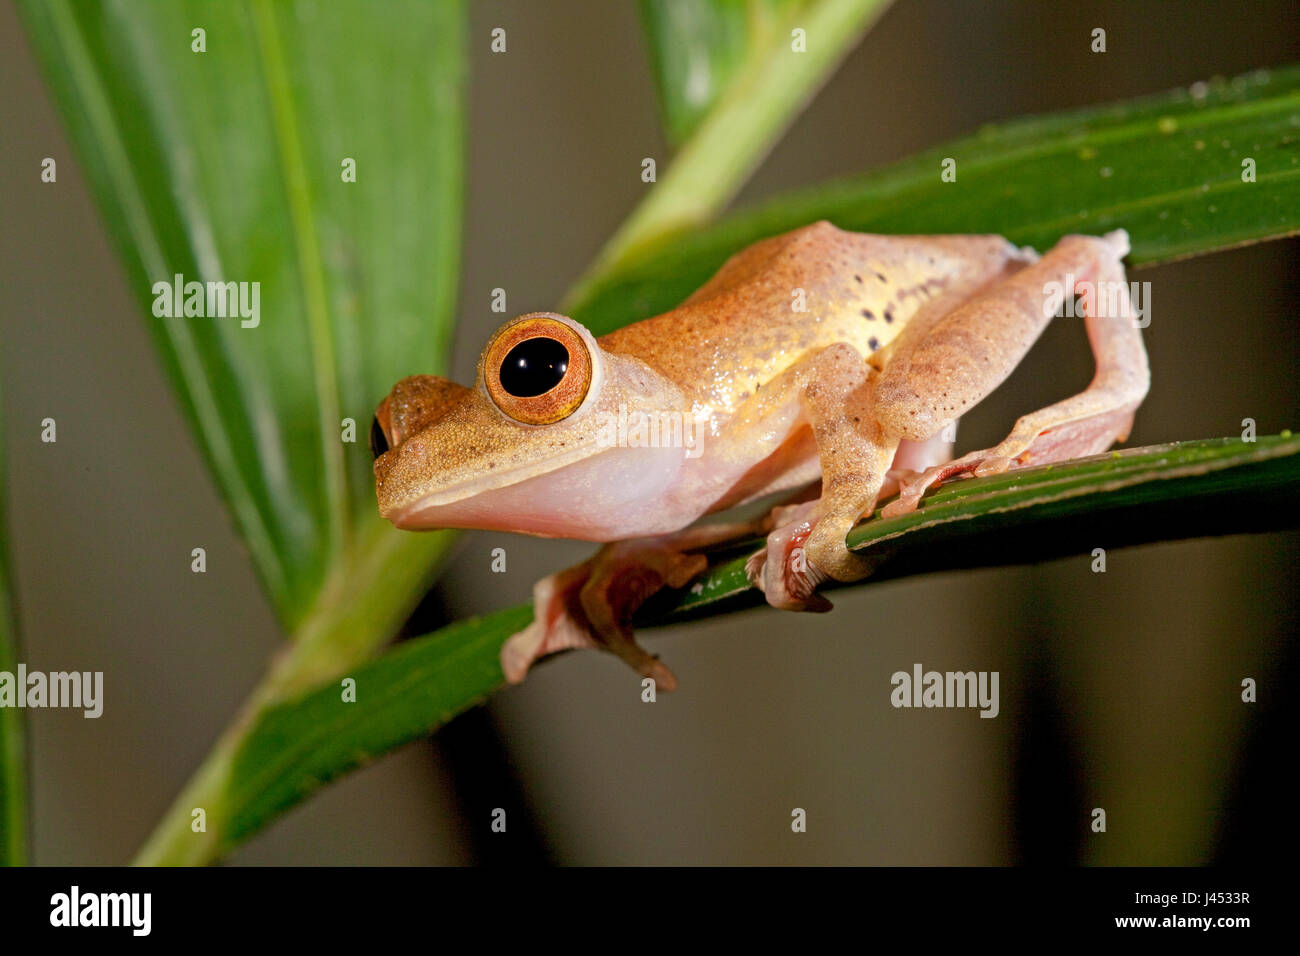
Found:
369,415 -> 390,459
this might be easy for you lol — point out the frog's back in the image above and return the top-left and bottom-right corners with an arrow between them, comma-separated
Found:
598,221 -> 1027,415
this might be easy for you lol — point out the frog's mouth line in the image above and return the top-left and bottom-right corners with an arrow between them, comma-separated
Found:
384,441 -> 691,538
380,441 -> 605,520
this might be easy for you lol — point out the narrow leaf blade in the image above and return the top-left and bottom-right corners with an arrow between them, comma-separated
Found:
222,605 -> 532,853
18,0 -> 466,624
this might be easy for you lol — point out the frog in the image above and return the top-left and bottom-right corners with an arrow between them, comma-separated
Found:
371,222 -> 1149,690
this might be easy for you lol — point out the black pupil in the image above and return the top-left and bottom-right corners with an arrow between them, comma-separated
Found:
499,337 -> 569,397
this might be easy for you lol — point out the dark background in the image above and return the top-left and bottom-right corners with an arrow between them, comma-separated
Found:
2,0 -> 1297,864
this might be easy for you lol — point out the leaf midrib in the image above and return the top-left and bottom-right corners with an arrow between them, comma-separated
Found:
249,0 -> 348,562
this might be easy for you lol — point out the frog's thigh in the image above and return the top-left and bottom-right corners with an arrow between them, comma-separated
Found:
874,230 -> 1146,443
989,233 -> 1149,453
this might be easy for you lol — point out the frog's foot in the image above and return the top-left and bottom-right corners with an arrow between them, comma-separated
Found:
500,560 -> 602,685
744,501 -> 838,613
502,528 -> 753,689
881,406 -> 1138,518
879,433 -> 957,501
880,450 -> 1015,517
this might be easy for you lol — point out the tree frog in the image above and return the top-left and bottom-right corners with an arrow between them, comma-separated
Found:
372,222 -> 1149,689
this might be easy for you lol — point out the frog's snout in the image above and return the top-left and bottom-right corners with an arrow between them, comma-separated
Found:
371,374 -> 474,464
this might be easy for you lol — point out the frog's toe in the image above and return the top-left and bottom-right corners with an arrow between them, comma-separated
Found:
500,617 -> 589,684
747,514 -> 834,613
501,563 -> 599,684
881,451 -> 994,517
743,548 -> 768,590
501,612 -> 599,684
504,535 -> 727,688
577,565 -> 685,693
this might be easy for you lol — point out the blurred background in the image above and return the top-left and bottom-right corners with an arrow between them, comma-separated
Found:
2,0 -> 1297,864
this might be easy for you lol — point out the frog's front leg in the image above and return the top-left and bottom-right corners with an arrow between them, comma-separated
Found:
744,343 -> 901,610
501,521 -> 763,690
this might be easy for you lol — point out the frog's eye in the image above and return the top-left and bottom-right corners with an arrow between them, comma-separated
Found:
483,313 -> 593,425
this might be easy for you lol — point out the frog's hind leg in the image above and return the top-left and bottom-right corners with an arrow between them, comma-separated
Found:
874,230 -> 1150,517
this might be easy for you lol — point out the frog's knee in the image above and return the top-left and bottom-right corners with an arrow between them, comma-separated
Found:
814,341 -> 867,375
1099,228 -> 1130,258
873,369 -> 957,441
1051,231 -> 1129,267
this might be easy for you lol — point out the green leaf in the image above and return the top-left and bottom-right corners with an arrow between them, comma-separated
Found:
648,434 -> 1300,621
224,605 -> 532,855
19,0 -> 469,866
168,434 -> 1300,861
569,65 -> 1300,334
0,394 -> 27,867
18,0 -> 466,627
639,0 -> 801,145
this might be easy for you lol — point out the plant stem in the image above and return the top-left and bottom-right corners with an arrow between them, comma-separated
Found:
563,0 -> 893,311
132,522 -> 452,865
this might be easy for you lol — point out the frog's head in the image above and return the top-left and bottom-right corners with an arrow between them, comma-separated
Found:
372,312 -> 692,539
